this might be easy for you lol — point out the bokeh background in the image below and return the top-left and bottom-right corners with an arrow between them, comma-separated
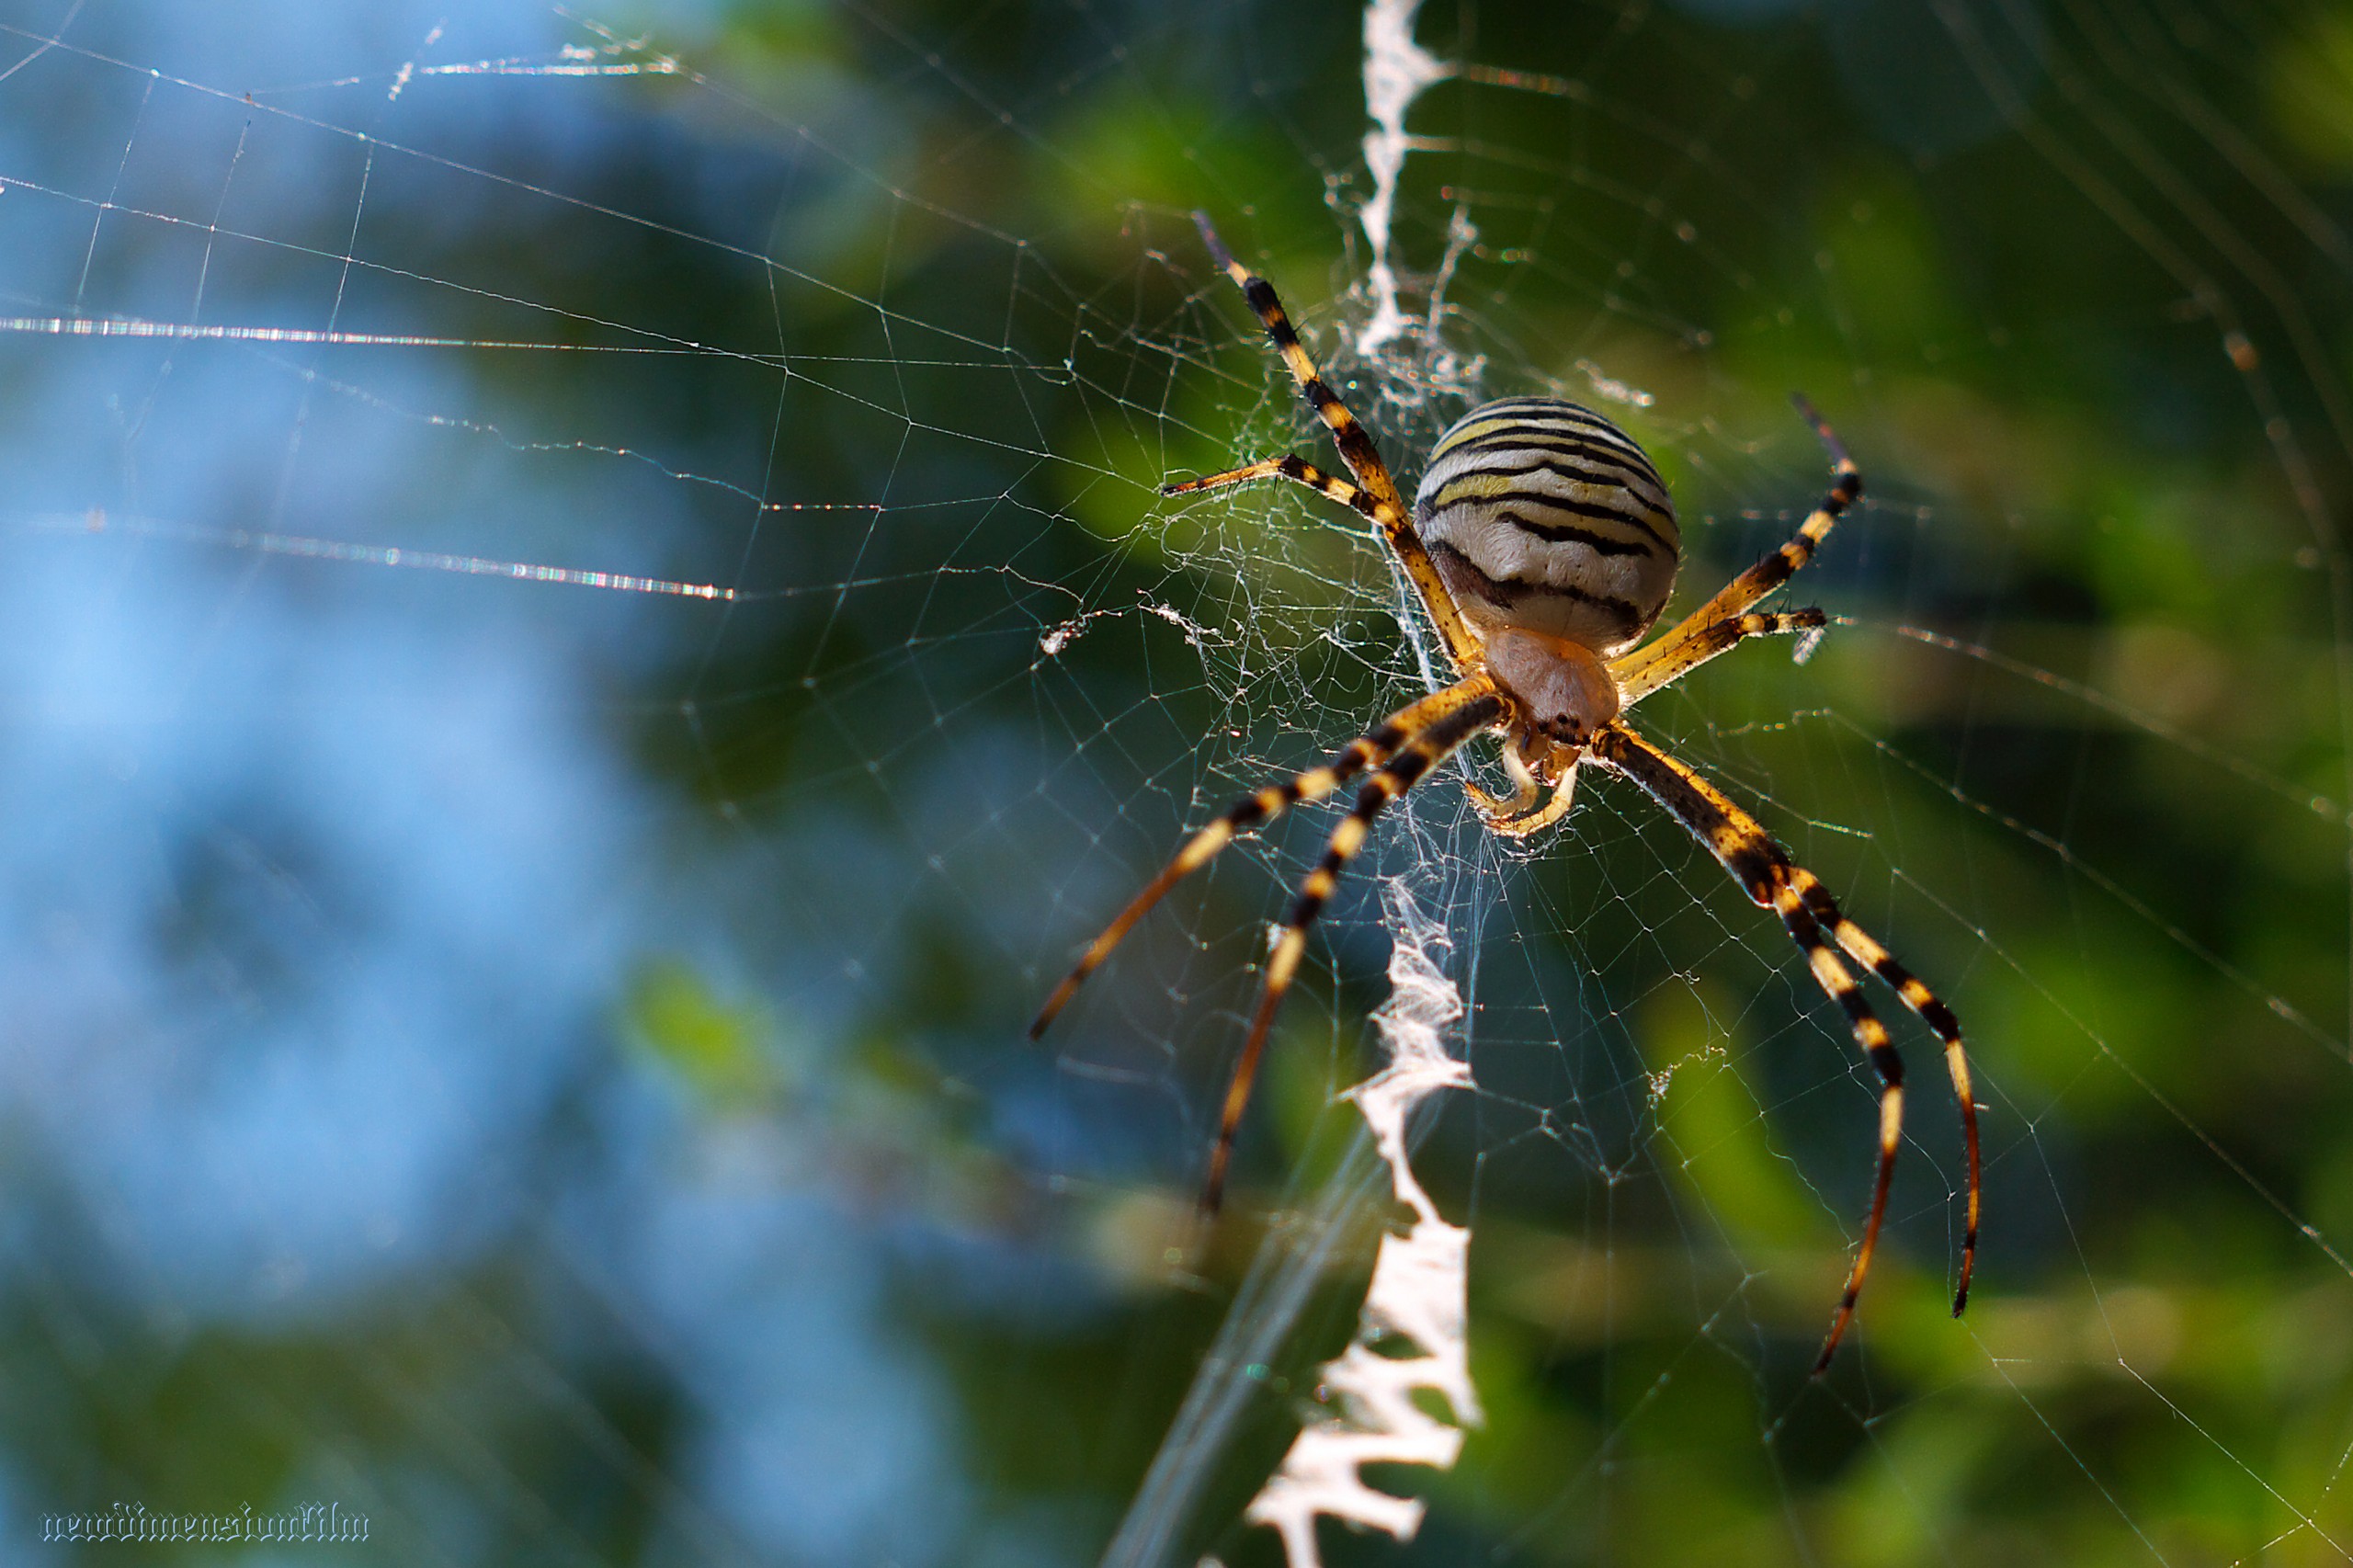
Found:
1,0 -> 2350,1562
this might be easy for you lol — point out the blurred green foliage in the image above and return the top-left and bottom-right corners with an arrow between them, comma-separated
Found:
17,0 -> 2353,1562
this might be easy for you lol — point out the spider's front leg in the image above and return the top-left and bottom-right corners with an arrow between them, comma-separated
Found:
1592,717 -> 1982,1372
1029,676 -> 1496,1039
1200,687 -> 1506,1210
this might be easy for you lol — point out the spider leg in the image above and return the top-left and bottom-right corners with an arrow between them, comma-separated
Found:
1163,454 -> 1391,534
1785,869 -> 1981,1314
1614,609 -> 1827,708
1030,673 -> 1499,1040
1192,213 -> 1406,509
1200,687 -> 1506,1212
1613,394 -> 1859,692
1192,212 -> 1483,673
1591,719 -> 1918,1375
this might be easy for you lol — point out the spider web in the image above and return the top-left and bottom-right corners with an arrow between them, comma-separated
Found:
0,0 -> 2348,1564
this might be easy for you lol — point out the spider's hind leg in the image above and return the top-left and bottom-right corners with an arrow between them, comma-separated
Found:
1189,212 -> 1400,510
1613,608 -> 1828,708
1161,453 -> 1393,537
1188,212 -> 1483,673
1614,394 -> 1861,692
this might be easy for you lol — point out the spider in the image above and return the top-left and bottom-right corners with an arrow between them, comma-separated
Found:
1033,213 -> 1980,1371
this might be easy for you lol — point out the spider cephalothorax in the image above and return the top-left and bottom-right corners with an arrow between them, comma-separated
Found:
1033,214 -> 1980,1373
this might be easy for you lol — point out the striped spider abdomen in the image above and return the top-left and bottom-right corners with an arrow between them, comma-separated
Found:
1415,398 -> 1682,657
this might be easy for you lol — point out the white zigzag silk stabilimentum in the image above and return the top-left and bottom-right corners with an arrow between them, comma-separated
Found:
1216,880 -> 1482,1568
1352,0 -> 1447,359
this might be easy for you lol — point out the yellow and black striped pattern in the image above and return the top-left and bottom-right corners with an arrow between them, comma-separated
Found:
1173,213 -> 1484,674
1041,217 -> 1977,1372
1200,688 -> 1505,1210
1415,398 -> 1682,655
1590,720 -> 1981,1370
1615,608 -> 1825,707
1027,676 -> 1495,1041
1610,392 -> 1859,697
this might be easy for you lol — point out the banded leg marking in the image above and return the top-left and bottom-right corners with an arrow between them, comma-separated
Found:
1787,869 -> 1981,1313
1769,880 -> 1904,1375
1162,453 -> 1405,540
1191,214 -> 1403,510
1191,211 -> 1482,673
1031,674 -> 1498,1040
1200,690 -> 1505,1211
1614,608 -> 1828,707
1593,720 -> 1947,1374
1625,393 -> 1859,686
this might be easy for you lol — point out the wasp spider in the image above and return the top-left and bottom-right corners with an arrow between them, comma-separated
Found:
1034,214 -> 1981,1371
